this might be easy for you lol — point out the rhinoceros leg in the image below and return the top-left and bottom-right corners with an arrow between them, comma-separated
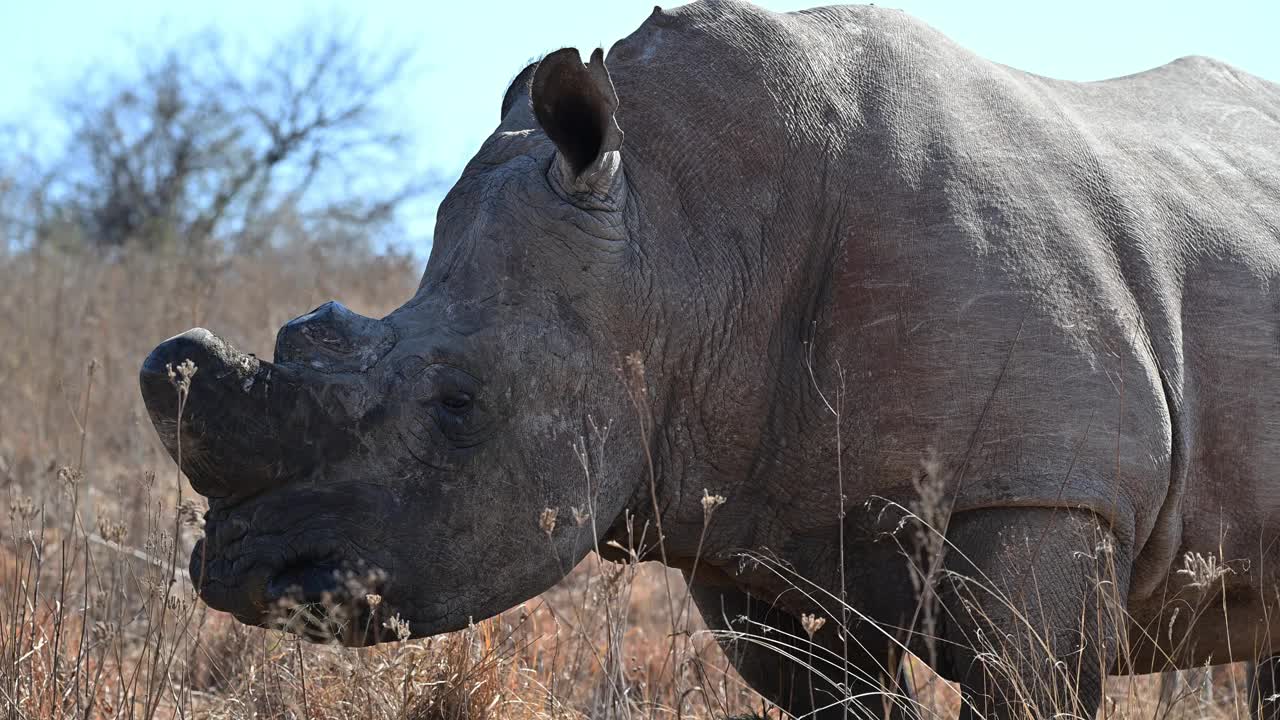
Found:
937,508 -> 1128,720
1251,658 -> 1280,720
688,577 -> 915,719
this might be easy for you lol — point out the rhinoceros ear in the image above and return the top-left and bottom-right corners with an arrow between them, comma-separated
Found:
531,47 -> 624,199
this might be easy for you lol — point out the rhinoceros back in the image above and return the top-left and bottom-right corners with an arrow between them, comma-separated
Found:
607,1 -> 1280,607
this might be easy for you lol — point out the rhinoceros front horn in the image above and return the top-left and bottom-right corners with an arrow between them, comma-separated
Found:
139,328 -> 320,498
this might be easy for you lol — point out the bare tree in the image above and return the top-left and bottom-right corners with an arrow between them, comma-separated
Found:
0,126 -> 62,252
16,17 -> 427,253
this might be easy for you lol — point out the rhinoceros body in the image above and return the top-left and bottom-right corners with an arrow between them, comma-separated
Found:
140,2 -> 1280,718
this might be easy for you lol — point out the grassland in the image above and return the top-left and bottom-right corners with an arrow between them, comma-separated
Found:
0,245 -> 1259,719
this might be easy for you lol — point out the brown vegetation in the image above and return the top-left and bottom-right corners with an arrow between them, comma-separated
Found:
0,244 -> 773,719
0,244 -> 1263,720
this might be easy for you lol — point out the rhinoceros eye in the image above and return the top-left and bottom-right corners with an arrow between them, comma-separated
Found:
428,369 -> 481,432
439,392 -> 472,413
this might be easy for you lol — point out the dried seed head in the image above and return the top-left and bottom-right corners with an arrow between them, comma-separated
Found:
168,358 -> 199,395
8,496 -> 37,521
539,507 -> 558,537
572,506 -> 590,527
365,594 -> 382,608
701,489 -> 727,518
622,350 -> 648,399
800,612 -> 826,639
96,516 -> 128,544
91,620 -> 116,643
383,613 -> 412,641
57,466 -> 84,488
144,528 -> 173,555
1177,551 -> 1233,590
177,499 -> 205,529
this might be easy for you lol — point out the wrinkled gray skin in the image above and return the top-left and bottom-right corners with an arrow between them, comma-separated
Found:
140,2 -> 1280,718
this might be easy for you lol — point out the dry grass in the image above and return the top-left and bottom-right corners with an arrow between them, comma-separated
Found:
0,243 -> 1259,719
0,244 -> 766,720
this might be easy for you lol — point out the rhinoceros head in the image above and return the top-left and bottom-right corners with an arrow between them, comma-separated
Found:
139,49 -> 651,644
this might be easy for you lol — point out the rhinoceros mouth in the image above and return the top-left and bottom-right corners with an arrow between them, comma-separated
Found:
261,556 -> 390,644
190,527 -> 392,644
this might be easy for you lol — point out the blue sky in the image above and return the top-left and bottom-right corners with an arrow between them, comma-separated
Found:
2,0 -> 1275,253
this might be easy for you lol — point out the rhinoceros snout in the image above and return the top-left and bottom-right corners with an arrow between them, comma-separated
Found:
140,327 -> 223,394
